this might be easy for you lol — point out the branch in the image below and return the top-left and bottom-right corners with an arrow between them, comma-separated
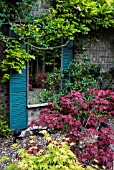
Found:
28,39 -> 69,50
1,20 -> 28,25
0,35 -> 16,40
0,33 -> 49,40
84,106 -> 96,128
0,33 -> 70,50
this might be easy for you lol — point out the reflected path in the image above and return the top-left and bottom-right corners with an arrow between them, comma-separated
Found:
28,88 -> 43,104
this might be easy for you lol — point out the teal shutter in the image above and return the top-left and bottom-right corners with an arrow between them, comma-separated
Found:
62,40 -> 74,88
62,40 -> 74,70
9,29 -> 28,130
10,69 -> 28,130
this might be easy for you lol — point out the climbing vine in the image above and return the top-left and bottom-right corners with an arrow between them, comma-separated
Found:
0,0 -> 114,81
1,40 -> 35,82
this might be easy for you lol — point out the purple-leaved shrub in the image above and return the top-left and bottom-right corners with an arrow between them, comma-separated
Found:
29,89 -> 114,169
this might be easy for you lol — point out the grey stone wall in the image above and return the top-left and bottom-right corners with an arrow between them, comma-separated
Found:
28,107 -> 42,125
76,29 -> 114,71
88,29 -> 114,71
75,28 -> 114,89
31,0 -> 52,16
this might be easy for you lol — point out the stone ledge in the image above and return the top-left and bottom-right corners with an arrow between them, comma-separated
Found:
18,126 -> 48,137
27,103 -> 48,109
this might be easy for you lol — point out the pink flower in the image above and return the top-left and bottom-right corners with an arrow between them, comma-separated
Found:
48,102 -> 54,107
97,90 -> 107,98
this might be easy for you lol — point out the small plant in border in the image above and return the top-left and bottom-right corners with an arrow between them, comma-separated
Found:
0,113 -> 11,138
5,131 -> 98,170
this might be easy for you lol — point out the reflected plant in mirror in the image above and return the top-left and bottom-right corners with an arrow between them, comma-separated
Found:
28,47 -> 61,105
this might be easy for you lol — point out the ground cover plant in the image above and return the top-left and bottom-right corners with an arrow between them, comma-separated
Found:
0,114 -> 11,138
0,106 -> 11,138
5,131 -> 99,170
29,89 -> 114,169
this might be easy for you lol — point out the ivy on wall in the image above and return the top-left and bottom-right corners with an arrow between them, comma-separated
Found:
1,40 -> 35,82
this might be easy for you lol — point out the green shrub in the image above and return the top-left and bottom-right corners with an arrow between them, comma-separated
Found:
97,67 -> 114,90
64,58 -> 101,94
0,104 -> 11,138
38,57 -> 101,103
44,69 -> 63,93
0,113 -> 11,138
38,89 -> 65,103
6,131 -> 97,170
37,69 -> 64,103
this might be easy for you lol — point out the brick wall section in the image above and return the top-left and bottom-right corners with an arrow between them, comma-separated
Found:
0,26 -> 9,116
31,0 -> 52,16
88,29 -> 114,71
75,28 -> 114,89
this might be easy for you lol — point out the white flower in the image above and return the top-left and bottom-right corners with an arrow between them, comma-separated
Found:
77,5 -> 81,11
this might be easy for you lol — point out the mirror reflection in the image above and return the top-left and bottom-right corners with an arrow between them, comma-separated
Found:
28,48 -> 61,104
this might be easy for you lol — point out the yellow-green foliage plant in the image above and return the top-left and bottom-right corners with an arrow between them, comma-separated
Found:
6,131 -> 98,170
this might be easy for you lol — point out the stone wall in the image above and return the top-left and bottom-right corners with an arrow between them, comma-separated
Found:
28,107 -> 44,125
31,0 -> 52,16
75,28 -> 114,89
0,25 -> 9,116
88,29 -> 114,71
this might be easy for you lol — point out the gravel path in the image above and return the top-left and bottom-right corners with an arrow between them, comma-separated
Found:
28,88 -> 43,104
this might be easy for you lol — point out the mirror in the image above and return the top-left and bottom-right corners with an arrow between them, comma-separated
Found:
28,48 -> 61,104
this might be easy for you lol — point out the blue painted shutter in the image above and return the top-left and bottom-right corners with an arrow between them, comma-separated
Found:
62,40 -> 74,70
62,40 -> 74,88
9,30 -> 28,130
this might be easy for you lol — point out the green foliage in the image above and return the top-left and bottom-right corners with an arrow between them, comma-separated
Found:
64,58 -> 101,93
37,58 -> 101,102
0,116 -> 11,138
0,0 -> 38,25
9,0 -> 114,46
45,69 -> 63,93
1,0 -> 113,44
37,69 -> 64,103
97,67 -> 114,90
0,107 -> 11,138
0,0 -> 114,81
6,131 -> 96,170
37,89 -> 63,104
0,40 -> 35,82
